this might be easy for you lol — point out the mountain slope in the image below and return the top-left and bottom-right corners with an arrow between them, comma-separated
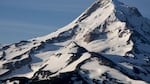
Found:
0,0 -> 150,84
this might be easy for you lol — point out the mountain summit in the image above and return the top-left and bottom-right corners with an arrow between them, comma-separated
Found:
0,0 -> 150,84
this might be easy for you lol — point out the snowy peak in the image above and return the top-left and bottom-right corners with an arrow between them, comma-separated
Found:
1,0 -> 150,84
77,0 -> 142,24
77,0 -> 114,23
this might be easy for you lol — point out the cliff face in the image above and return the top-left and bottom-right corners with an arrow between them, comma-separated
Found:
0,0 -> 150,84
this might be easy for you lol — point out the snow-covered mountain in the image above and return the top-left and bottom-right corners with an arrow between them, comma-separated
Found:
1,0 -> 150,84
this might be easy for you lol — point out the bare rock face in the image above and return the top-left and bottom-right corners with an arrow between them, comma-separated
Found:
2,54 -> 31,70
1,0 -> 150,84
84,33 -> 99,43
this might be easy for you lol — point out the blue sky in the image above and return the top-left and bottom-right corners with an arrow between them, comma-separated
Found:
0,0 -> 150,44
